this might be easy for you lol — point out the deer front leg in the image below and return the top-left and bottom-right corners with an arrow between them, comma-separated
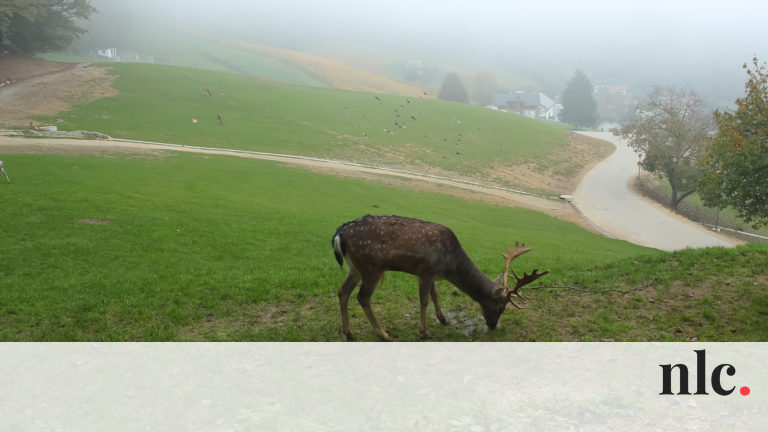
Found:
418,277 -> 437,339
338,270 -> 361,341
357,272 -> 391,341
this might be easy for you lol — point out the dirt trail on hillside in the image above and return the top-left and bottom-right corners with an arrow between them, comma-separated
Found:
0,135 -> 591,230
0,55 -> 116,127
0,55 -> 600,231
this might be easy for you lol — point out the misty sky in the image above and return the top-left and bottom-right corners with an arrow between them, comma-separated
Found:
85,0 -> 768,106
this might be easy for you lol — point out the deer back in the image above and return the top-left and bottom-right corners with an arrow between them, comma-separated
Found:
332,215 -> 473,278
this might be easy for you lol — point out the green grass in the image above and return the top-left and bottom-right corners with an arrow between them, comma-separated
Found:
131,26 -> 329,87
0,152 -> 661,341
521,245 -> 768,341
37,53 -> 95,63
39,63 -> 570,187
13,62 -> 768,342
2,152 -> 766,341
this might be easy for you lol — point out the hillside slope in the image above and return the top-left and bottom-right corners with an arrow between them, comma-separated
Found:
195,32 -> 425,96
35,62 -> 611,196
0,151 -> 655,341
1,150 -> 765,341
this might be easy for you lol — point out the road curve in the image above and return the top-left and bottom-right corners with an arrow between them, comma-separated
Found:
572,131 -> 738,251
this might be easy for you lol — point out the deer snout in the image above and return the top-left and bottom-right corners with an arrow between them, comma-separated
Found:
481,301 -> 506,329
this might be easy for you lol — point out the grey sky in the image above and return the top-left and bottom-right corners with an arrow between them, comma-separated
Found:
85,0 -> 767,105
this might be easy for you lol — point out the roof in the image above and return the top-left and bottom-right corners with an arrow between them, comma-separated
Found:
493,91 -> 554,109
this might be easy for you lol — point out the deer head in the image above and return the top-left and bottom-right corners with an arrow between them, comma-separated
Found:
479,243 -> 549,328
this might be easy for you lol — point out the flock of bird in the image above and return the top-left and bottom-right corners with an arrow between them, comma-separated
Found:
187,86 -> 470,157
344,93 -> 469,156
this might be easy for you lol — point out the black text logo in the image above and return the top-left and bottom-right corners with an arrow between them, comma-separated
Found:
660,349 -> 750,396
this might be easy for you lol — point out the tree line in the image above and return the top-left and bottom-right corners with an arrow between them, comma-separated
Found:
0,0 -> 94,54
618,58 -> 768,228
436,62 -> 767,228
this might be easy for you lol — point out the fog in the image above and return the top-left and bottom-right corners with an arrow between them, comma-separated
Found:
79,0 -> 768,107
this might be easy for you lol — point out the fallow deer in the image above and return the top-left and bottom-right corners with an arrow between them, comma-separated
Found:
332,215 -> 548,341
0,160 -> 9,183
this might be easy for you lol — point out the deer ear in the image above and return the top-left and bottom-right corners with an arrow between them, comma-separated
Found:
493,273 -> 504,286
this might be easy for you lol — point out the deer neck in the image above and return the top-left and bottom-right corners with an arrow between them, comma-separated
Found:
445,253 -> 497,302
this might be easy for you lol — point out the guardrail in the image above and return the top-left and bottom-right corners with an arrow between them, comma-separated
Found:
700,223 -> 768,241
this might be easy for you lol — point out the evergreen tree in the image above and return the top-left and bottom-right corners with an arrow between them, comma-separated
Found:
560,70 -> 597,129
438,72 -> 469,104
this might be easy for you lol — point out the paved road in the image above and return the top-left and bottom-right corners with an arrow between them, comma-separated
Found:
573,132 -> 738,251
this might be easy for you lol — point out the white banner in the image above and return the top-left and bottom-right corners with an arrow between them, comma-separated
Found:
1,343 -> 765,431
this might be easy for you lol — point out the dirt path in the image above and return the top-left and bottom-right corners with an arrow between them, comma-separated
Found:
0,55 -> 603,233
0,55 -> 116,127
0,135 -> 590,229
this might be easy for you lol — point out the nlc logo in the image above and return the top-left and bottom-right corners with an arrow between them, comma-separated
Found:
660,349 -> 750,396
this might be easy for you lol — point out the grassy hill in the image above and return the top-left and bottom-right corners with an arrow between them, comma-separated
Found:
10,61 -> 766,341
203,33 -> 426,96
39,63 -> 593,194
1,152 -> 765,341
71,22 -> 427,93
72,22 -> 330,88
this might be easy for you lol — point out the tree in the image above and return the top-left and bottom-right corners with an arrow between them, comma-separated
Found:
699,57 -> 768,228
438,72 -> 469,104
560,70 -> 597,129
472,70 -> 497,106
0,0 -> 95,55
616,87 -> 712,211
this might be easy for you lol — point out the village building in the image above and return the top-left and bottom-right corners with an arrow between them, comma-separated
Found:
489,90 -> 558,121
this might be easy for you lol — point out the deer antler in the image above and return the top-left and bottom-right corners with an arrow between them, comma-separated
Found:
501,242 -> 531,282
501,243 -> 549,309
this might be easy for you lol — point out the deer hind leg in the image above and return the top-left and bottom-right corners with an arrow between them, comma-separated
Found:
357,271 -> 391,341
338,270 -> 361,341
429,283 -> 448,325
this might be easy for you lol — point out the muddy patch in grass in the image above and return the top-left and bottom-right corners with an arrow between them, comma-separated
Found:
443,309 -> 487,339
79,218 -> 113,224
177,299 -> 326,340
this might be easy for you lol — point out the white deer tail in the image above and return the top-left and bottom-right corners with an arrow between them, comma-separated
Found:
332,234 -> 344,267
